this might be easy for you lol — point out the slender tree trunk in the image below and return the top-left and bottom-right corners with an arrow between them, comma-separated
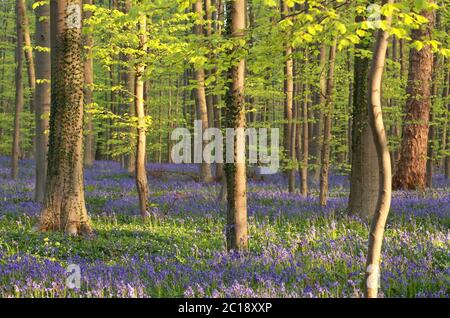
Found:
311,46 -> 327,183
224,0 -> 247,251
38,0 -> 92,236
122,0 -> 136,174
319,41 -> 336,206
18,0 -> 35,114
444,68 -> 450,179
393,5 -> 435,190
194,0 -> 213,183
83,0 -> 94,168
281,2 -> 294,191
12,0 -> 24,180
426,55 -> 439,188
135,11 -> 149,219
34,0 -> 51,202
348,15 -> 379,219
365,0 -> 393,298
212,0 -> 224,181
301,77 -> 309,197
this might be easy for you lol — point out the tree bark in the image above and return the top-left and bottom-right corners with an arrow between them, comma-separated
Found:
281,1 -> 294,191
12,0 -> 24,180
311,45 -> 326,183
38,0 -> 93,236
135,11 -> 149,219
393,5 -> 435,190
194,0 -> 213,183
319,41 -> 336,206
365,0 -> 393,298
83,0 -> 94,168
348,15 -> 379,220
34,0 -> 51,202
18,0 -> 35,114
224,0 -> 247,251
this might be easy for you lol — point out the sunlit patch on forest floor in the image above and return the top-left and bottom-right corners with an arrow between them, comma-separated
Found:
0,157 -> 448,298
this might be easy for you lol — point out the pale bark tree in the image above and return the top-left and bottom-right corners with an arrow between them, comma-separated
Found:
224,0 -> 247,251
38,0 -> 93,236
301,51 -> 309,197
18,0 -> 35,114
281,1 -> 294,192
393,4 -> 435,190
34,0 -> 51,202
194,0 -> 213,183
135,11 -> 149,219
365,0 -> 393,298
319,41 -> 336,206
83,0 -> 94,168
426,54 -> 439,188
311,45 -> 327,183
12,0 -> 24,180
124,0 -> 136,175
348,14 -> 379,219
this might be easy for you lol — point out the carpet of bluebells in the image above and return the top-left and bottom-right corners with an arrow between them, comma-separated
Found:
0,157 -> 448,298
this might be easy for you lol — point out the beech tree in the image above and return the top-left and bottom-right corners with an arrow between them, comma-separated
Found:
365,0 -> 394,298
348,13 -> 379,219
11,0 -> 24,180
135,9 -> 149,219
224,0 -> 248,251
34,0 -> 51,202
38,0 -> 93,236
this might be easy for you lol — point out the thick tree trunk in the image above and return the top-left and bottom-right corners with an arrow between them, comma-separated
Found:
135,12 -> 149,219
194,0 -> 213,183
365,0 -> 393,298
393,6 -> 435,190
38,0 -> 92,236
224,0 -> 247,251
34,0 -> 51,202
319,41 -> 336,206
12,0 -> 24,180
426,55 -> 439,188
83,0 -> 94,168
348,15 -> 379,220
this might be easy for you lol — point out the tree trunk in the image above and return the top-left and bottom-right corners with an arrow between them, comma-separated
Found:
426,55 -> 439,188
224,0 -> 247,251
194,0 -> 213,183
444,68 -> 450,179
365,0 -> 393,298
348,15 -> 379,220
281,1 -> 294,191
319,41 -> 336,206
12,0 -> 24,180
301,78 -> 309,197
135,11 -> 149,219
311,45 -> 326,183
34,0 -> 51,202
83,0 -> 94,168
38,0 -> 92,236
393,5 -> 435,190
18,0 -> 35,114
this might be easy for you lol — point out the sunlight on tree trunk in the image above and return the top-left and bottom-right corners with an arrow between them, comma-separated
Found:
365,0 -> 394,298
34,0 -> 51,202
224,0 -> 247,251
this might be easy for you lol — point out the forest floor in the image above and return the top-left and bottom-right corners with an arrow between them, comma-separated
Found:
0,157 -> 448,298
